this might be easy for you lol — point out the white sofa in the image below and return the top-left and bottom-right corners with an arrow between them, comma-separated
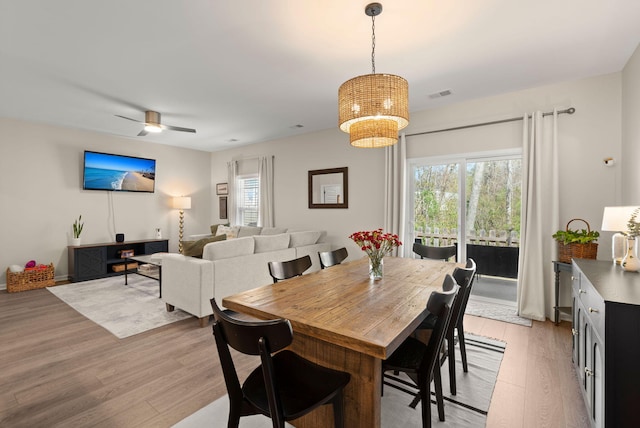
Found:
161,230 -> 331,325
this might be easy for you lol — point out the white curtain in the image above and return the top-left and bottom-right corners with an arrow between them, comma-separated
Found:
258,155 -> 275,227
517,109 -> 559,321
226,160 -> 238,225
384,133 -> 407,257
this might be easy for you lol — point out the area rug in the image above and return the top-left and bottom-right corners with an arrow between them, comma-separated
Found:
466,296 -> 532,327
173,334 -> 505,428
47,275 -> 191,338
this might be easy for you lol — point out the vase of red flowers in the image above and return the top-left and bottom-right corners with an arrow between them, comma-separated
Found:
349,229 -> 402,280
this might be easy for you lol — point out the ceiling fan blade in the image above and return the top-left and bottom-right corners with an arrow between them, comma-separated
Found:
162,124 -> 197,133
137,129 -> 149,136
115,114 -> 143,123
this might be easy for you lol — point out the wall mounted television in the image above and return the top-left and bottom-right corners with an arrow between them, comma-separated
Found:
83,151 -> 156,193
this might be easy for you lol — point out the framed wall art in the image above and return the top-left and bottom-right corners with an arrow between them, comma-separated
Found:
216,183 -> 228,195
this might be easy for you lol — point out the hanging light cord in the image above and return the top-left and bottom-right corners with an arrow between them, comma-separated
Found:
371,14 -> 376,74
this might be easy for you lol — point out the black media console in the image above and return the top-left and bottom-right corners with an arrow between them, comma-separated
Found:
67,239 -> 168,282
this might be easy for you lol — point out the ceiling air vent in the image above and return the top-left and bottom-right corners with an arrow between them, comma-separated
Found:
429,90 -> 452,99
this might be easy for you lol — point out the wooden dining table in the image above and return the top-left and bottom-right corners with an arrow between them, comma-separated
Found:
222,256 -> 459,428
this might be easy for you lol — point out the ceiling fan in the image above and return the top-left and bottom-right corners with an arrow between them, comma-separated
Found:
115,110 -> 196,136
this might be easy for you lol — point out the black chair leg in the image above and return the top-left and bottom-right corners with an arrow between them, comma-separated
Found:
433,365 -> 445,422
419,378 -> 432,428
227,403 -> 241,428
458,327 -> 468,373
447,334 -> 457,395
332,390 -> 345,428
447,340 -> 458,395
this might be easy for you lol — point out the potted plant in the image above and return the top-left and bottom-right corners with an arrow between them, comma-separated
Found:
622,208 -> 640,271
72,215 -> 84,246
552,218 -> 599,263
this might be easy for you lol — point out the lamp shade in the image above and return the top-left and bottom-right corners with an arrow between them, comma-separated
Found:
173,196 -> 191,210
601,206 -> 640,232
338,73 -> 409,148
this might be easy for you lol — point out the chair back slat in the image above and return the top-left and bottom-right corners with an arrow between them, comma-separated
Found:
211,299 -> 293,355
412,242 -> 457,261
319,247 -> 348,269
268,255 -> 313,283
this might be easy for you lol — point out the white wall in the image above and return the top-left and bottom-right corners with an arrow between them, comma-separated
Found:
0,118 -> 212,285
211,73 -> 623,263
622,43 -> 640,203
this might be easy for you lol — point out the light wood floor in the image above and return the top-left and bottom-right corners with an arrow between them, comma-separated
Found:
0,287 -> 589,427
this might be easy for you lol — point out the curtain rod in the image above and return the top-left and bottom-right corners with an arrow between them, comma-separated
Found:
230,155 -> 275,162
404,107 -> 575,138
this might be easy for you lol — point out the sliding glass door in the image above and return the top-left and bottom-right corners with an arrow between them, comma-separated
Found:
408,150 -> 522,280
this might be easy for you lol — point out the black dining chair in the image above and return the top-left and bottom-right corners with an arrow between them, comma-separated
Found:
318,247 -> 348,269
413,242 -> 457,261
382,275 -> 459,428
415,258 -> 477,396
268,255 -> 312,283
210,298 -> 351,428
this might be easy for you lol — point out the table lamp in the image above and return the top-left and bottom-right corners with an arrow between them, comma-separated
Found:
173,196 -> 191,254
601,206 -> 638,265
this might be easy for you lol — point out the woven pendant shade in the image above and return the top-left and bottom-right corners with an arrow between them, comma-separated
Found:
338,73 -> 409,148
349,118 -> 397,148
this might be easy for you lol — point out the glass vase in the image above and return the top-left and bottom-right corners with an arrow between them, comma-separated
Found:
622,237 -> 640,272
369,256 -> 384,280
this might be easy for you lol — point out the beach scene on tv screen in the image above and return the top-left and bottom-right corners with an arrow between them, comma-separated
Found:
84,152 -> 155,192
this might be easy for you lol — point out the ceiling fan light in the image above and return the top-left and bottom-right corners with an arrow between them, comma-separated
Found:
144,124 -> 162,133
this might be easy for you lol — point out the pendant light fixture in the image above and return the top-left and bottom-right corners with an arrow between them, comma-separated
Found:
338,3 -> 409,148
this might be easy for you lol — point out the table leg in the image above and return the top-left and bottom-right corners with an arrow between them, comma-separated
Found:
554,267 -> 560,325
125,258 -> 129,285
288,332 -> 381,428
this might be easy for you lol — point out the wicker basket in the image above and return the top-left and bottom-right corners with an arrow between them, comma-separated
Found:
6,263 -> 55,293
556,219 -> 598,263
112,262 -> 138,272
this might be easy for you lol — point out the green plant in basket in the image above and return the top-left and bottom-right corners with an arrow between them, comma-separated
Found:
552,227 -> 599,244
553,218 -> 599,263
73,215 -> 84,238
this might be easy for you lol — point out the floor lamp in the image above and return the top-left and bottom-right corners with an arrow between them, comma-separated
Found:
173,196 -> 191,254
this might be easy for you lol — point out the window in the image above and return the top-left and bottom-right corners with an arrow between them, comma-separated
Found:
236,175 -> 259,226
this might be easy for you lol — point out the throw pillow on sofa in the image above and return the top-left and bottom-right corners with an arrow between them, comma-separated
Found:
216,225 -> 240,239
254,233 -> 291,253
237,226 -> 262,237
260,227 -> 288,235
183,234 -> 226,258
289,231 -> 322,247
210,223 -> 229,236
